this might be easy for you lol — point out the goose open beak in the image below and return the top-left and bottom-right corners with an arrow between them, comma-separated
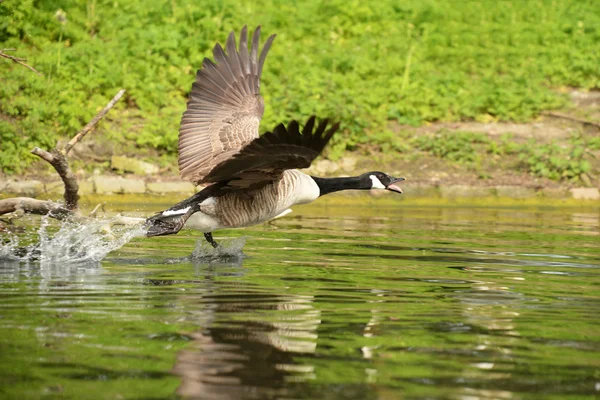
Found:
386,177 -> 405,194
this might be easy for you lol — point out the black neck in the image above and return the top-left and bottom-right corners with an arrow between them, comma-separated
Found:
311,176 -> 370,196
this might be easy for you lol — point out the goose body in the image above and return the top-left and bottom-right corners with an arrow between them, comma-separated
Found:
146,26 -> 404,246
180,170 -> 319,232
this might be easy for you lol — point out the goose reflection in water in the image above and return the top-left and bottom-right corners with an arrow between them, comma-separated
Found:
171,268 -> 321,400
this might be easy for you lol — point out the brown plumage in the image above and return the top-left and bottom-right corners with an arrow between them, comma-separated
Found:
178,26 -> 276,184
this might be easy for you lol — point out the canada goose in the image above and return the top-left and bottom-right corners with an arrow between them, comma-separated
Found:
146,26 -> 404,247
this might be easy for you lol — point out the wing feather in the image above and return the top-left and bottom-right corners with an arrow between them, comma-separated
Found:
200,116 -> 340,192
258,34 -> 276,84
178,26 -> 276,184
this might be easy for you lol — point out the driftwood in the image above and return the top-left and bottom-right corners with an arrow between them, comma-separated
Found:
0,90 -> 126,219
0,198 -> 71,219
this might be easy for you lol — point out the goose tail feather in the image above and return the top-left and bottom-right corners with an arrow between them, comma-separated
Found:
145,210 -> 192,237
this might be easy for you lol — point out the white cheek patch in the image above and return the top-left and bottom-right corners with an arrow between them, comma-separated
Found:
369,175 -> 386,189
162,206 -> 191,216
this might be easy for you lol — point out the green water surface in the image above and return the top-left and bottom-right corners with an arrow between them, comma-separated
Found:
1,200 -> 599,399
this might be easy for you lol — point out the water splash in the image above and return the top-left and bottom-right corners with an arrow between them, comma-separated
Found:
0,216 -> 146,265
191,236 -> 247,262
0,234 -> 20,261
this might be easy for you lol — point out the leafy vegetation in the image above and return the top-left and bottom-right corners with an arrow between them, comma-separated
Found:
0,0 -> 599,174
413,131 -> 489,166
520,134 -> 592,181
487,134 -> 521,157
410,129 -> 597,183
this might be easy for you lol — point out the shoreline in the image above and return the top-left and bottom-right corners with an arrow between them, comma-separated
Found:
1,175 -> 598,205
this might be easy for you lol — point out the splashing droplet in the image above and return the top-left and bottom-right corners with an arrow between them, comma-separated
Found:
0,216 -> 147,264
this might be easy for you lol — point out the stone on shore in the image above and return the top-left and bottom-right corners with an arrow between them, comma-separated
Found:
1,173 -> 597,200
44,180 -> 64,194
570,187 -> 600,200
94,176 -> 146,194
79,180 -> 95,195
406,184 -> 440,197
1,180 -> 44,196
440,185 -> 493,198
307,157 -> 357,176
111,155 -> 159,175
147,181 -> 195,194
541,187 -> 569,198
494,186 -> 536,199
44,179 -> 95,195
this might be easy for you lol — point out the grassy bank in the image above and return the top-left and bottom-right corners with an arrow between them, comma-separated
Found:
1,0 -> 599,176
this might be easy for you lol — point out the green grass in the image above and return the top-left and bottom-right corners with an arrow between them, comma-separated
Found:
413,130 -> 490,166
1,0 -> 599,173
409,129 -> 597,183
519,134 -> 592,181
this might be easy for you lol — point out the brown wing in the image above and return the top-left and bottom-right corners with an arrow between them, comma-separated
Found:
201,116 -> 340,191
179,26 -> 276,184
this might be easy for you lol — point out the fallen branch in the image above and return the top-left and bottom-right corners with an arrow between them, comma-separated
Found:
64,89 -> 125,154
0,89 -> 125,218
542,111 -> 600,129
0,197 -> 71,219
0,49 -> 42,76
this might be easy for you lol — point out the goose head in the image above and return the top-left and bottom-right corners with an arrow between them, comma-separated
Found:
363,171 -> 404,194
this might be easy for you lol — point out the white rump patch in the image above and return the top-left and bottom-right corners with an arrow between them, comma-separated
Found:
185,212 -> 222,232
162,206 -> 190,216
369,175 -> 386,189
200,197 -> 216,206
272,208 -> 292,219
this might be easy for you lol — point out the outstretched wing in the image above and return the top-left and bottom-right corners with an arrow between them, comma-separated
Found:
178,26 -> 276,184
201,116 -> 340,191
